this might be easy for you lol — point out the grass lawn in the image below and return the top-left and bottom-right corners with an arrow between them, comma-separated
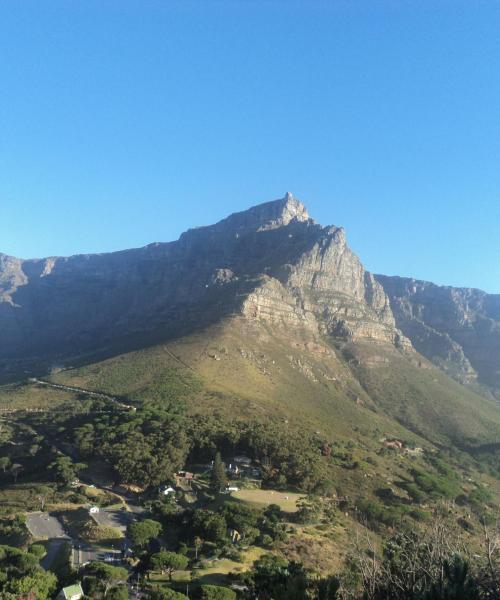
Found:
149,546 -> 265,588
231,489 -> 304,513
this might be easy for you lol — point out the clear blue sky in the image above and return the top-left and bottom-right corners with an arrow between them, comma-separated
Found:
1,1 -> 500,292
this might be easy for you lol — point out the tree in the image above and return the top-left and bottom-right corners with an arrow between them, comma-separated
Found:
191,509 -> 227,544
150,550 -> 188,581
200,585 -> 237,600
106,585 -> 129,600
48,456 -> 85,487
194,536 -> 203,559
211,451 -> 227,492
0,544 -> 57,599
29,544 -> 47,560
0,456 -> 10,473
84,561 -> 128,598
37,485 -> 51,511
146,587 -> 188,599
127,519 -> 162,549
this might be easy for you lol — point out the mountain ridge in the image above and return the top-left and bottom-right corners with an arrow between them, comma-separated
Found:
0,193 -> 499,401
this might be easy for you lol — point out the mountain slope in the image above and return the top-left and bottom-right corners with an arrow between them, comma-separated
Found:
1,192 -> 500,451
0,193 -> 406,377
376,275 -> 500,398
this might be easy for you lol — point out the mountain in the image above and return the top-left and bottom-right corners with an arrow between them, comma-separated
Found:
376,275 -> 500,398
1,193 -> 500,449
0,193 -> 405,373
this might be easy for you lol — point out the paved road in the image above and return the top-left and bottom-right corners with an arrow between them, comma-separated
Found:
26,512 -> 69,540
73,543 -> 121,568
92,508 -> 136,533
41,539 -> 69,570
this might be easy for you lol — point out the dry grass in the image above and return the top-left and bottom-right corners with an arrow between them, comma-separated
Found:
231,488 -> 304,513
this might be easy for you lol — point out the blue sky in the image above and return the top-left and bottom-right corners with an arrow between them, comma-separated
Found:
1,1 -> 500,292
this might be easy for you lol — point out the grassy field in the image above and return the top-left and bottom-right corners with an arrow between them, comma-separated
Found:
149,546 -> 266,588
0,383 -> 79,411
231,489 -> 304,513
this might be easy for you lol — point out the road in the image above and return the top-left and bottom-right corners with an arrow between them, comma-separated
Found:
41,538 -> 69,570
29,378 -> 136,412
72,542 -> 121,569
92,507 -> 137,533
26,512 -> 69,539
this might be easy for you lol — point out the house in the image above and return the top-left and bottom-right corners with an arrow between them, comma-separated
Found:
57,583 -> 84,600
88,506 -> 99,514
159,485 -> 176,496
233,455 -> 252,465
226,486 -> 239,493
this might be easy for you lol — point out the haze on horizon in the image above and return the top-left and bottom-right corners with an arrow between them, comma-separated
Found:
1,1 -> 500,293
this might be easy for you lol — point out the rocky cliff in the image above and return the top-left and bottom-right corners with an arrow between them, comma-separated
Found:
0,194 -> 408,376
376,275 -> 500,395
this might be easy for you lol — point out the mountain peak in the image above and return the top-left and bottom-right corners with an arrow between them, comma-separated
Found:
220,192 -> 310,234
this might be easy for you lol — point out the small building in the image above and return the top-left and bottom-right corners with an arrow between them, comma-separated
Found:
178,471 -> 194,480
233,455 -> 252,465
159,485 -> 176,496
226,486 -> 239,493
57,583 -> 84,600
88,506 -> 100,514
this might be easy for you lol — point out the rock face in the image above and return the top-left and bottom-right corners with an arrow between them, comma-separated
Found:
0,194 -> 408,375
376,275 -> 500,393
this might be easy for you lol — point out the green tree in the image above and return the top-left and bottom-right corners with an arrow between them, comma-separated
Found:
49,456 -> 85,487
28,544 -> 47,560
127,519 -> 162,549
146,587 -> 188,599
200,585 -> 236,600
211,451 -> 227,492
0,456 -> 10,473
0,545 -> 57,599
191,509 -> 227,544
150,550 -> 188,581
84,561 -> 128,597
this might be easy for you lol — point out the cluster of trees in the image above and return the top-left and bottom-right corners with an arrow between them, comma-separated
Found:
0,544 -> 57,599
71,404 -> 339,491
338,516 -> 500,600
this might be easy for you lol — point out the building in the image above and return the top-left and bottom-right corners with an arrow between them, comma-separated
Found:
88,506 -> 99,514
159,485 -> 176,496
57,583 -> 84,600
233,455 -> 252,465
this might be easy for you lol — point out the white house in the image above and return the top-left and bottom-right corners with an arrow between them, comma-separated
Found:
160,486 -> 176,496
89,506 -> 99,514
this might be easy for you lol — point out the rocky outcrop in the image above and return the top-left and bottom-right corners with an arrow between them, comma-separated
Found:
377,275 -> 500,392
0,194 -> 409,375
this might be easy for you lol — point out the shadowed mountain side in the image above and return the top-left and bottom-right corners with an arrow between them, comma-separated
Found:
0,194 -> 405,378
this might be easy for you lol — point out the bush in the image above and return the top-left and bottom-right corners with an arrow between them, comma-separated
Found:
200,585 -> 236,600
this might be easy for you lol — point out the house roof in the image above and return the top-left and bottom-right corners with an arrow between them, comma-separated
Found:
61,583 -> 84,599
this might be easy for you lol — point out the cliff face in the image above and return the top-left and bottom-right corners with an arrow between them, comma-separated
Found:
0,194 -> 407,373
377,275 -> 500,394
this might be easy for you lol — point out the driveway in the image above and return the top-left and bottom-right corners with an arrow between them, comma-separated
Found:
91,508 -> 136,533
26,512 -> 69,540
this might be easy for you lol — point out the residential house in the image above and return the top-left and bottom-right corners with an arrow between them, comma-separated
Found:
57,583 -> 84,600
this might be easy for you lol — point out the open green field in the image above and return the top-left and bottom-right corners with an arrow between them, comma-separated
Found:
231,488 -> 304,513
